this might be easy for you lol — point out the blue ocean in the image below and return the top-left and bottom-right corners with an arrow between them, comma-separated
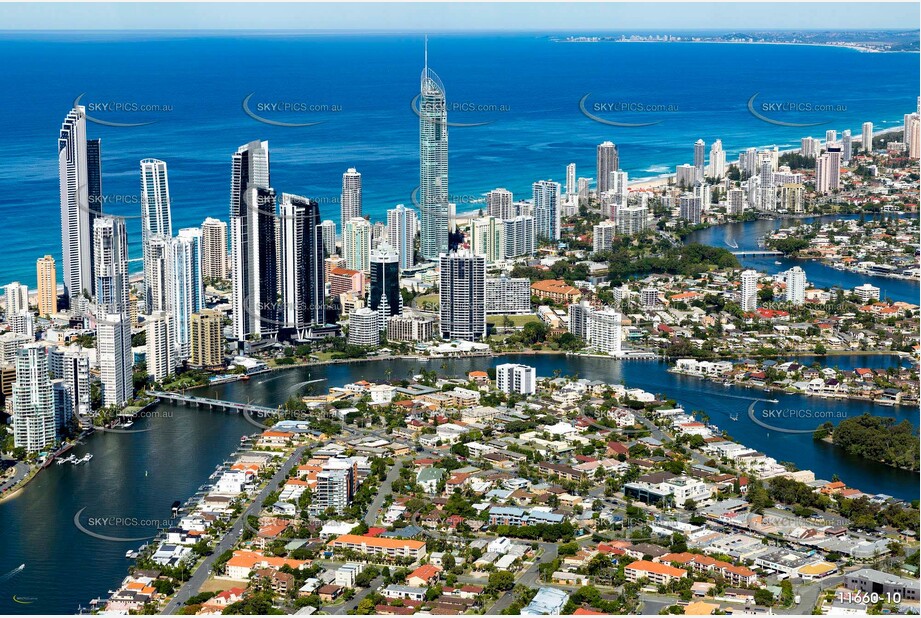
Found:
0,32 -> 917,285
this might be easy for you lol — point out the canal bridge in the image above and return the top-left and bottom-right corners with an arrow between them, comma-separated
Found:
730,250 -> 784,258
147,391 -> 281,416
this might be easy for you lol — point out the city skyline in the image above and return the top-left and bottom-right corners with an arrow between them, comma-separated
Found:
0,16 -> 917,617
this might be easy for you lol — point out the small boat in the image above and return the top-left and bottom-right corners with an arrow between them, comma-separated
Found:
774,260 -> 782,265
729,413 -> 739,421
122,421 -> 133,429
125,550 -> 138,559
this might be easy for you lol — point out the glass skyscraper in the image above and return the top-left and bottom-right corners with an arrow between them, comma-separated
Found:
59,106 -> 102,306
140,158 -> 173,313
369,242 -> 402,318
419,43 -> 449,261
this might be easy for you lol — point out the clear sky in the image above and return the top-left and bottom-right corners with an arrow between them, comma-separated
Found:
0,2 -> 917,31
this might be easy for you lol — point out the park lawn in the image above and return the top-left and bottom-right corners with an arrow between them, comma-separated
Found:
486,314 -> 540,327
414,293 -> 440,309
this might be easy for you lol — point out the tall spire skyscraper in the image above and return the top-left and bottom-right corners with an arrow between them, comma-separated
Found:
419,37 -> 449,261
59,106 -> 101,307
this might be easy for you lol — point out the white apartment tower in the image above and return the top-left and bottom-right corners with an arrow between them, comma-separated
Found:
503,215 -> 535,258
4,282 -> 29,316
171,228 -> 204,359
862,122 -> 873,153
146,311 -> 176,382
93,216 -> 132,406
841,130 -> 853,163
318,219 -> 338,259
708,139 -> 726,178
386,204 -> 417,270
12,345 -> 58,452
588,308 -> 623,355
96,311 -> 133,407
815,146 -> 842,194
532,180 -> 561,241
593,221 -> 616,254
486,188 -> 515,220
340,168 -> 362,237
140,158 -> 173,313
496,363 -> 537,395
740,270 -> 759,312
785,267 -> 806,305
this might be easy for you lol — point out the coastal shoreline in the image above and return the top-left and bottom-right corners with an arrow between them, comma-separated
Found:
555,39 -> 920,55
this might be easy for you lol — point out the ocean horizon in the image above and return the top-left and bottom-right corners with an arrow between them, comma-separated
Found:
0,33 -> 916,285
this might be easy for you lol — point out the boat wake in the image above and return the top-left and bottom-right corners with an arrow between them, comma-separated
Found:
0,563 -> 25,583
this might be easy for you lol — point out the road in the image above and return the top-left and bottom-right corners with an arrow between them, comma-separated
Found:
484,541 -> 558,614
778,575 -> 843,614
328,575 -> 384,615
0,460 -> 31,495
162,445 -> 307,614
363,456 -> 409,526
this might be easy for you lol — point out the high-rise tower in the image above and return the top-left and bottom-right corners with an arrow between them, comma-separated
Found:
419,39 -> 449,260
59,107 -> 101,306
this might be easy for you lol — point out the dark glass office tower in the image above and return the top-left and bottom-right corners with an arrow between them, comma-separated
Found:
369,242 -> 402,318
